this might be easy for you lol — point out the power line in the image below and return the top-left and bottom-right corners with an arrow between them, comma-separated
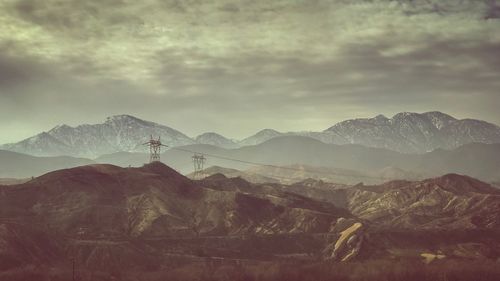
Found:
170,147 -> 396,181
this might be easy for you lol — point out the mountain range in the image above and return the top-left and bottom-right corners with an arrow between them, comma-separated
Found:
324,111 -> 500,153
1,115 -> 196,158
2,111 -> 500,158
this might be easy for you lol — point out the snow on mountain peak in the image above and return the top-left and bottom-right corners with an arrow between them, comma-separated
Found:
107,114 -> 137,120
2,112 -> 499,157
3,115 -> 195,158
323,111 -> 500,153
422,111 -> 457,130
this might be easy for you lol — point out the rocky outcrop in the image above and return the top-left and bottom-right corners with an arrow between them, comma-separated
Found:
324,218 -> 365,262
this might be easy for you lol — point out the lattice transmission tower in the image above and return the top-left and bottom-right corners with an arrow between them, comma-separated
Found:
192,154 -> 206,179
142,135 -> 168,163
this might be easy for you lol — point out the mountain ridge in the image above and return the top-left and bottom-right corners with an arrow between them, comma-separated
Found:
2,111 -> 500,158
1,163 -> 500,275
1,115 -> 196,158
324,111 -> 500,153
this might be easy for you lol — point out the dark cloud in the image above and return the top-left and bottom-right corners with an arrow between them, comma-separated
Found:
152,36 -> 500,101
0,0 -> 499,143
0,45 -> 54,90
485,0 -> 500,19
0,55 -> 36,88
219,3 -> 240,13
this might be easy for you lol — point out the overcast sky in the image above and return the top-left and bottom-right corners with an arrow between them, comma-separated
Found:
0,0 -> 499,143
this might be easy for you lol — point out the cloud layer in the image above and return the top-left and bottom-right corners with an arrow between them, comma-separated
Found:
0,0 -> 499,143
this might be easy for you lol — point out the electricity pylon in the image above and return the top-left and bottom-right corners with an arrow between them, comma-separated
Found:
142,135 -> 168,163
192,154 -> 206,179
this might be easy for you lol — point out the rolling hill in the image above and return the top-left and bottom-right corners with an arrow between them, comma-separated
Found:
1,163 -> 499,279
0,150 -> 95,178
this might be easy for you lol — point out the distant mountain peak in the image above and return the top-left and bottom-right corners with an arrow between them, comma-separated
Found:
391,111 -> 425,120
423,111 -> 455,119
197,132 -> 222,137
195,132 -> 238,149
140,161 -> 187,180
107,114 -> 139,120
105,114 -> 155,126
238,129 -> 283,146
51,124 -> 72,130
323,111 -> 500,153
423,173 -> 498,195
2,115 -> 195,158
203,173 -> 229,181
255,128 -> 281,135
392,111 -> 412,117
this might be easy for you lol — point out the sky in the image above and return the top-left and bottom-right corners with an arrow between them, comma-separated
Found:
0,0 -> 499,143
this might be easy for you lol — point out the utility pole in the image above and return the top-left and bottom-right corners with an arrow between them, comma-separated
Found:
142,135 -> 168,163
192,154 -> 206,179
72,257 -> 76,281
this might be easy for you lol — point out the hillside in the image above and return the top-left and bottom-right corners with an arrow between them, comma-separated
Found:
0,163 -> 357,271
0,150 -> 95,178
0,162 -> 351,237
0,163 -> 499,279
288,174 -> 500,229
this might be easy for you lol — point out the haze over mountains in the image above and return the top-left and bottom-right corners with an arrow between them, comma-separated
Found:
2,111 -> 500,158
0,150 -> 95,178
168,138 -> 500,183
2,137 -> 500,183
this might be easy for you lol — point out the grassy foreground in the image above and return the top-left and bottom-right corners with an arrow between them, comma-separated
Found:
1,259 -> 500,281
